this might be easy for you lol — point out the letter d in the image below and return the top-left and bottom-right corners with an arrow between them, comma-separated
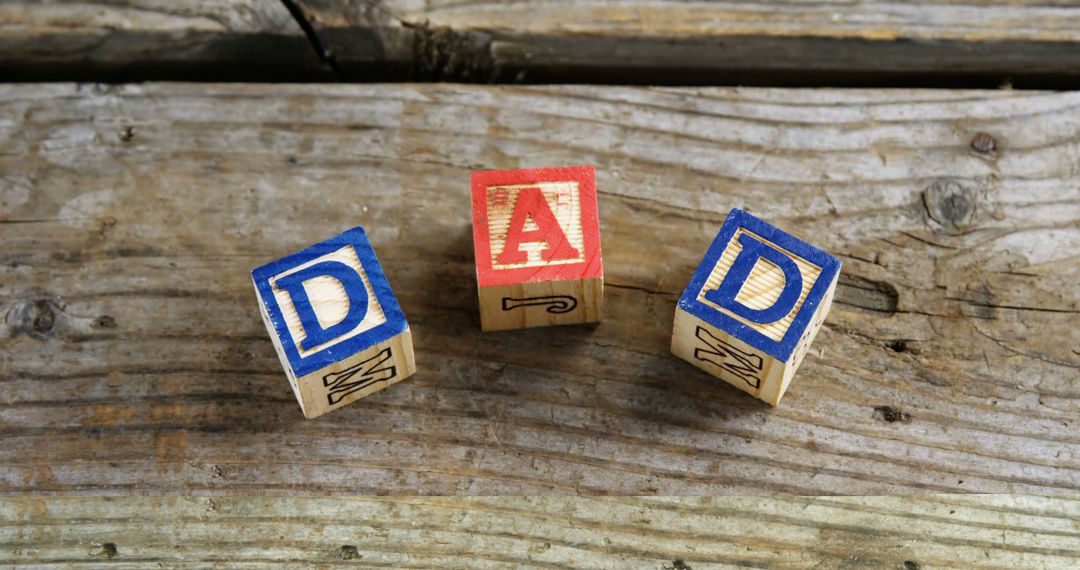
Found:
275,260 -> 368,350
704,234 -> 803,324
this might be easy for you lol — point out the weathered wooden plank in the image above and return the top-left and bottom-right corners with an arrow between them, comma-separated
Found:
10,1 -> 1080,85
0,1 -> 329,80
292,0 -> 1080,85
0,83 -> 1077,495
2,496 -> 1078,568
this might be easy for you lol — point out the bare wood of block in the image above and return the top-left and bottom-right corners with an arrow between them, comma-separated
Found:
672,209 -> 841,405
252,227 -> 416,419
471,166 -> 604,331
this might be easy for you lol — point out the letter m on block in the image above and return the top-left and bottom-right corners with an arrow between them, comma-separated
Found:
322,347 -> 397,405
693,326 -> 763,388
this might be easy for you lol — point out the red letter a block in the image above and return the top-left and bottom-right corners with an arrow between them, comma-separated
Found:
472,166 -> 603,331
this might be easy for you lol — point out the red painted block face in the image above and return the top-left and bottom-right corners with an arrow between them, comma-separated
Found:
472,166 -> 602,287
471,166 -> 604,331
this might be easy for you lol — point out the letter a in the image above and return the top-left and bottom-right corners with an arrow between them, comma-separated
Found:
496,187 -> 579,265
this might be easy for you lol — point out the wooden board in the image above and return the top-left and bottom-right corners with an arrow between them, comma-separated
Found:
9,1 -> 1080,85
291,0 -> 1080,85
0,83 -> 1078,495
0,1 -> 329,81
3,495 -> 1079,567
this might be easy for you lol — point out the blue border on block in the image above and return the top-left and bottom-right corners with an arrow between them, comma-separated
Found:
251,227 -> 408,378
678,208 -> 841,362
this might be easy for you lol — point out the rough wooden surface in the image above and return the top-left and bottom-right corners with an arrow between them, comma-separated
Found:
9,1 -> 1080,85
291,0 -> 1080,85
0,83 -> 1078,495
0,1 -> 328,80
3,495 -> 1079,568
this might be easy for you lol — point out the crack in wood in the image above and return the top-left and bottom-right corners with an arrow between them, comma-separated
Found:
835,275 -> 899,315
280,0 -> 343,78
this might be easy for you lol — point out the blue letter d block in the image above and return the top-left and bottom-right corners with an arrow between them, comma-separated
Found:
673,208 -> 841,406
252,226 -> 414,418
703,233 -> 803,325
275,261 -> 369,351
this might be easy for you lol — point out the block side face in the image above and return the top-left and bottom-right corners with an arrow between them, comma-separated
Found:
295,328 -> 415,419
671,308 -> 784,402
775,270 -> 840,403
479,278 -> 602,331
254,281 -> 307,416
472,166 -> 602,288
251,227 -> 409,378
678,208 -> 841,362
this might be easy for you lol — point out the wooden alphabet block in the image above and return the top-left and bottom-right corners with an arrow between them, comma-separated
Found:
471,166 -> 603,331
252,227 -> 415,418
671,209 -> 841,405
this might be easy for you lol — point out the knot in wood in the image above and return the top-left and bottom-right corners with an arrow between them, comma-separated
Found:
970,132 -> 996,154
338,545 -> 361,560
923,179 -> 977,234
93,315 -> 118,329
89,543 -> 117,559
28,300 -> 55,335
8,298 -> 60,339
873,405 -> 912,424
411,24 -> 496,81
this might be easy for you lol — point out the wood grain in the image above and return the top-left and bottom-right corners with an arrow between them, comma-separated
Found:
0,1 -> 329,80
9,1 -> 1080,85
2,495 -> 1079,568
0,83 -> 1078,495
291,0 -> 1080,85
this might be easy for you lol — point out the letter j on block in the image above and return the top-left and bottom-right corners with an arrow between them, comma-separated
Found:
671,209 -> 841,405
472,166 -> 603,331
252,227 -> 416,418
